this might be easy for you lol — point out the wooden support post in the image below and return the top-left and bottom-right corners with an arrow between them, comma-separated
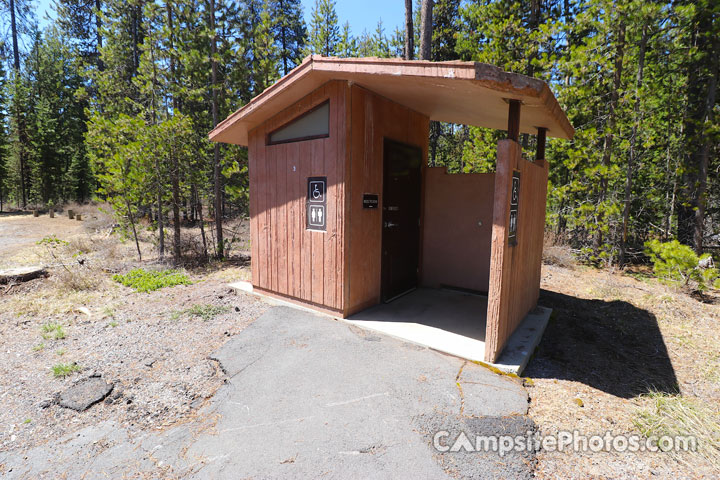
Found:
535,127 -> 547,166
507,99 -> 521,142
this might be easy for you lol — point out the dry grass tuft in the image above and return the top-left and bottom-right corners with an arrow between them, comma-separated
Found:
51,265 -> 107,291
633,392 -> 720,469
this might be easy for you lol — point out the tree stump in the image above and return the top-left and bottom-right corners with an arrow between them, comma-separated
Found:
49,209 -> 55,218
76,214 -> 82,221
33,210 -> 39,217
68,210 -> 74,219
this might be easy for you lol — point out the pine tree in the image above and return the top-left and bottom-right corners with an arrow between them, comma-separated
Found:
337,21 -> 357,57
93,0 -> 145,115
272,0 -> 306,74
254,0 -> 280,92
307,0 -> 339,56
54,0 -> 104,70
431,0 -> 458,61
676,0 -> 719,252
357,20 -> 391,58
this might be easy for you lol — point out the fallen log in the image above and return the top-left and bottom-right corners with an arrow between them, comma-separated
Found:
0,266 -> 47,284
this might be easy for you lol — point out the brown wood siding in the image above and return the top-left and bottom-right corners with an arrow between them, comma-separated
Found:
345,85 -> 430,316
485,139 -> 548,362
247,80 -> 349,312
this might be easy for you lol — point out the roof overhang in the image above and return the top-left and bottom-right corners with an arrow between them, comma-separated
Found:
209,56 -> 575,146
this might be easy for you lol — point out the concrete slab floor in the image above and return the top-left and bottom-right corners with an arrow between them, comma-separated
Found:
346,288 -> 488,363
228,283 -> 551,376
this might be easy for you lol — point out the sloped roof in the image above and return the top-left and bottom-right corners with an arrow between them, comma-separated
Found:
209,55 -> 574,146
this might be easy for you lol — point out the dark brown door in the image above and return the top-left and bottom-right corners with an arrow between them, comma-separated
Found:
381,138 -> 422,302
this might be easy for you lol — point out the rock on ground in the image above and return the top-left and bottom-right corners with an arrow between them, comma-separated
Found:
58,377 -> 114,412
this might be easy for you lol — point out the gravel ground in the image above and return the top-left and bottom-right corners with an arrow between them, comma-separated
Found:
0,273 -> 267,453
0,212 -> 267,455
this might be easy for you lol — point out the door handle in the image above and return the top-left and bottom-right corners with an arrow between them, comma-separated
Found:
384,221 -> 399,228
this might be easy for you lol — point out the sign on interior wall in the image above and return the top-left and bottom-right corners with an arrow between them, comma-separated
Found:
509,171 -> 520,245
307,176 -> 327,231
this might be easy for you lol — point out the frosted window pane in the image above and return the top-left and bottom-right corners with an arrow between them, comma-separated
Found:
269,102 -> 329,144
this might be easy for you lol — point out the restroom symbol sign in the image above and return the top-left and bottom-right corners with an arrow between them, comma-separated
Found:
308,205 -> 325,228
307,176 -> 327,231
509,171 -> 520,246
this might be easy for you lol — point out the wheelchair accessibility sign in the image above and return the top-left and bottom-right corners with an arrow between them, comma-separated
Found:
307,177 -> 327,231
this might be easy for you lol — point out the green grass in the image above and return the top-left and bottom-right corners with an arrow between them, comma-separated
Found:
55,348 -> 66,356
185,304 -> 231,321
23,418 -> 31,424
108,320 -> 118,327
41,322 -> 66,340
112,268 -> 192,293
51,362 -> 81,378
36,234 -> 68,247
32,343 -> 45,352
170,304 -> 230,322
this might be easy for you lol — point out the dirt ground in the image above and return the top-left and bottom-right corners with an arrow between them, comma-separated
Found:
0,210 -> 266,454
0,212 -> 86,260
527,262 -> 720,479
1,209 -> 718,478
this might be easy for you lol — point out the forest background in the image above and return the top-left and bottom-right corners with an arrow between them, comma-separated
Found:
0,0 -> 717,266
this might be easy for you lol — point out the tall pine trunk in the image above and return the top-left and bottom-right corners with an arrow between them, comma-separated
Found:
95,0 -> 104,71
677,6 -> 718,253
193,184 -> 208,259
620,24 -> 647,267
419,0 -> 433,61
148,38 -> 164,258
404,0 -> 414,60
168,1 -> 182,261
594,20 -> 625,259
157,188 -> 165,256
9,0 -> 20,70
9,0 -> 27,208
280,0 -> 289,74
210,0 -> 224,258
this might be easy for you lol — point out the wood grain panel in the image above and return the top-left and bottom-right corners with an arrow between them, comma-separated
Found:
323,82 -> 338,309
485,139 -> 548,362
248,126 -> 260,287
247,80 -> 347,313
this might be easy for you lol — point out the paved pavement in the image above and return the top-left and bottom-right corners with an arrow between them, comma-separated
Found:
0,306 -> 533,479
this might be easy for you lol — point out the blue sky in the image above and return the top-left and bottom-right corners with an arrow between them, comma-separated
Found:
34,0 -> 405,38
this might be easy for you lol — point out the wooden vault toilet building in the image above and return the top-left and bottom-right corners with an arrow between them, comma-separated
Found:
210,56 -> 574,363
